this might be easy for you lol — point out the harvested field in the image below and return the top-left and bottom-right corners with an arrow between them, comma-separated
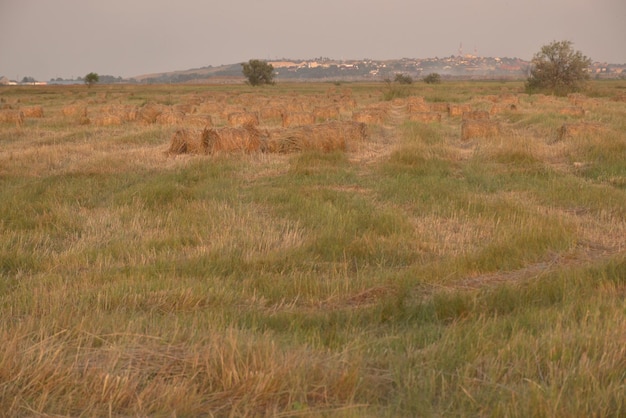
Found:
462,110 -> 490,120
559,106 -> 586,117
21,105 -> 44,118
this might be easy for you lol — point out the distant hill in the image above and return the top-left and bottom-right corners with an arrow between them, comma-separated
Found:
127,56 -> 625,84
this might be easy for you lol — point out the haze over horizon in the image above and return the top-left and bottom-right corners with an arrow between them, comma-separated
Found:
1,0 -> 624,82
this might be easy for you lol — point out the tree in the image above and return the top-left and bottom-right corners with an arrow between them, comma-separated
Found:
84,72 -> 99,87
526,40 -> 591,95
241,60 -> 275,86
394,73 -> 413,85
423,73 -> 441,84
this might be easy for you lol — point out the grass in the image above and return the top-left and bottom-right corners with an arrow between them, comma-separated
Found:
1,81 -> 625,416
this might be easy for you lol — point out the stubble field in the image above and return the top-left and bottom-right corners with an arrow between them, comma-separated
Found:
1,80 -> 625,416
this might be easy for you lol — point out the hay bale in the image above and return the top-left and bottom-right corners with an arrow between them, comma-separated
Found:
184,114 -> 213,128
430,103 -> 450,113
557,122 -> 605,141
462,110 -> 490,121
265,121 -> 366,154
313,105 -> 340,121
227,112 -> 259,127
138,103 -> 165,124
0,109 -> 25,127
167,129 -> 206,155
282,112 -> 316,127
559,107 -> 585,117
62,104 -> 87,118
156,110 -> 185,125
351,109 -> 387,125
21,105 -> 44,118
448,104 -> 473,117
203,125 -> 261,154
407,102 -> 431,113
92,115 -> 123,126
490,103 -> 517,115
409,112 -> 442,123
461,120 -> 501,141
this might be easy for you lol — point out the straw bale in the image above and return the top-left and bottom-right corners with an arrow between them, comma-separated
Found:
197,102 -> 223,114
174,103 -> 196,114
352,109 -> 387,125
461,120 -> 501,141
462,110 -> 490,121
408,102 -> 431,113
167,129 -> 206,155
94,115 -> 124,126
282,112 -> 315,127
313,105 -> 340,121
156,110 -> 185,125
203,125 -> 261,154
184,114 -> 213,128
138,103 -> 166,124
0,109 -> 25,127
21,105 -> 44,118
227,112 -> 259,127
557,122 -> 605,141
559,107 -> 585,117
498,94 -> 519,105
430,102 -> 450,113
62,104 -> 87,118
260,106 -> 285,122
490,103 -> 517,115
265,121 -> 366,154
448,104 -> 472,117
409,112 -> 442,123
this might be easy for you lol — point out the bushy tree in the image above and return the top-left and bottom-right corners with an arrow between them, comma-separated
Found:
241,60 -> 275,86
394,73 -> 413,85
423,73 -> 441,84
526,40 -> 591,95
84,72 -> 99,87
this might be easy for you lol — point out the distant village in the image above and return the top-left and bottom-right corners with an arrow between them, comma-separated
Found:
2,56 -> 625,85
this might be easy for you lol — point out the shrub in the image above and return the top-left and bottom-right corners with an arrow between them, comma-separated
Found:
423,73 -> 441,84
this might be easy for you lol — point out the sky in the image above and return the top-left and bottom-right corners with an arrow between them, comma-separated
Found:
1,0 -> 625,81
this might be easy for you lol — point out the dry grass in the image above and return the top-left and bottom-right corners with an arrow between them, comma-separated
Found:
0,109 -> 25,126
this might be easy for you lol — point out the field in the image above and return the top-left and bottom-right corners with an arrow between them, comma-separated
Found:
1,80 -> 625,417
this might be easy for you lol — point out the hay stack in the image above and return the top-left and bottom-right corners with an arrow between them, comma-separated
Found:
408,102 -> 431,113
282,112 -> 316,127
92,115 -> 123,126
62,104 -> 87,118
559,107 -> 585,117
461,120 -> 501,141
265,121 -> 366,153
184,114 -> 213,128
430,103 -> 450,113
0,109 -> 25,127
490,103 -> 517,115
313,105 -> 340,121
167,129 -> 206,155
21,105 -> 44,118
352,109 -> 387,125
138,103 -> 165,124
203,125 -> 261,154
156,110 -> 185,125
557,122 -> 605,141
227,112 -> 259,127
462,110 -> 490,121
448,104 -> 472,117
409,112 -> 442,123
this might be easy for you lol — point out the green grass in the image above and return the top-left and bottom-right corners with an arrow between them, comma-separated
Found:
1,82 -> 625,416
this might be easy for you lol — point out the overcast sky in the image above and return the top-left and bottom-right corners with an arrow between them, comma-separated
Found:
1,0 -> 624,81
